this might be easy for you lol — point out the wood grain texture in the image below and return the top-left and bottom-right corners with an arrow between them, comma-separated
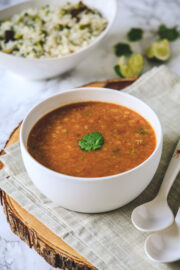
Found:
0,77 -> 136,270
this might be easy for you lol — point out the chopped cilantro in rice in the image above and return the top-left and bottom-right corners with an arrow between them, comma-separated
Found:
0,2 -> 107,58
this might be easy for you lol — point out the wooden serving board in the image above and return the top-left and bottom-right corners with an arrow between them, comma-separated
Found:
0,78 -> 136,270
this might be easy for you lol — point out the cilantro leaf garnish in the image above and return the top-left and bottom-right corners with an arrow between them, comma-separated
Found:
158,25 -> 179,41
114,42 -> 132,57
127,28 -> 143,41
78,132 -> 104,151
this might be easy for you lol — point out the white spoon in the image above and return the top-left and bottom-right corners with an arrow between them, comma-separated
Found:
145,208 -> 180,263
131,139 -> 180,232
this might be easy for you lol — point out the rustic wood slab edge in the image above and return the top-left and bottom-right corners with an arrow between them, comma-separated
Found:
0,77 -> 136,270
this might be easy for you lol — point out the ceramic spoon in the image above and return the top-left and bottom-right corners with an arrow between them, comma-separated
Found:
131,139 -> 180,232
145,208 -> 180,263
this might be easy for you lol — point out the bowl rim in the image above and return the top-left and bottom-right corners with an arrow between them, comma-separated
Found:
0,0 -> 117,62
20,87 -> 163,182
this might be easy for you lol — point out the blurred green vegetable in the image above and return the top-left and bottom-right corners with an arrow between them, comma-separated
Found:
127,28 -> 143,41
114,42 -> 132,57
158,25 -> 179,41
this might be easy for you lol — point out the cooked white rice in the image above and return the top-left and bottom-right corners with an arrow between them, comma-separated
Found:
0,2 -> 108,58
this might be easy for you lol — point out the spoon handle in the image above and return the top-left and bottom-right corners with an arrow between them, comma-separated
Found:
158,139 -> 180,198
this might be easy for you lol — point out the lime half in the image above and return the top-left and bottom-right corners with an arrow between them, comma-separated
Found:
114,54 -> 143,78
146,39 -> 170,61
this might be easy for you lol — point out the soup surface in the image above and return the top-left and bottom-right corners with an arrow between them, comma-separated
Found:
27,102 -> 156,177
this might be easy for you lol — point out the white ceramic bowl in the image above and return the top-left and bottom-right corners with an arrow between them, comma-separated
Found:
0,0 -> 117,80
20,88 -> 163,213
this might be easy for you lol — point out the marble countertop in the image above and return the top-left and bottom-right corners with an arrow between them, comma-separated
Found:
0,0 -> 180,269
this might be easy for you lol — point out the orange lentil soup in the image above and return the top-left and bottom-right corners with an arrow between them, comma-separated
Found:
27,102 -> 156,177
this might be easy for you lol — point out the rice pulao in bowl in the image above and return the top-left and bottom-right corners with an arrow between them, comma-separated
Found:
0,0 -> 117,79
20,88 -> 163,213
